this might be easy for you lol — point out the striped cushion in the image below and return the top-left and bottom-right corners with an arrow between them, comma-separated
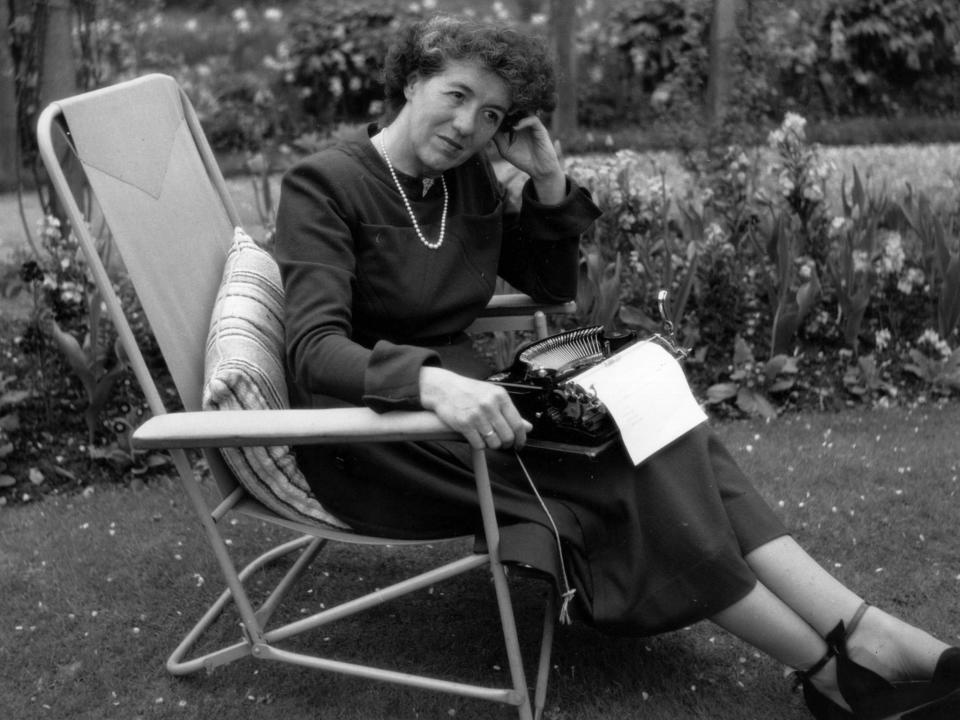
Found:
202,227 -> 348,529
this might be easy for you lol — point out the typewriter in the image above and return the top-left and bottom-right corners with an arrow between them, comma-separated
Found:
489,291 -> 687,451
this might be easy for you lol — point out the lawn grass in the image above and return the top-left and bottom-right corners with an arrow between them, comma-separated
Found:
2,402 -> 959,720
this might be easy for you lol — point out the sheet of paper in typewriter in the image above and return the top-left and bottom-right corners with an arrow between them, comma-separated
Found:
570,340 -> 707,465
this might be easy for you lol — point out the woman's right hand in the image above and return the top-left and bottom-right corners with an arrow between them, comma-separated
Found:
419,366 -> 532,449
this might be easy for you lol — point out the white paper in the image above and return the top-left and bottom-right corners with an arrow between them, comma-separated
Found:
569,340 -> 707,465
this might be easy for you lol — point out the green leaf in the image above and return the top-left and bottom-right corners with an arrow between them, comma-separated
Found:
48,322 -> 95,391
796,272 -> 821,317
768,378 -> 795,393
706,383 -> 738,403
732,336 -> 753,366
851,165 -> 865,210
737,387 -> 778,420
618,303 -> 655,332
145,454 -> 169,468
937,252 -> 960,338
0,390 -> 31,408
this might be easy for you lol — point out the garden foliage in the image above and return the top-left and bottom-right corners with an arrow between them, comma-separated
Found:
563,112 -> 960,418
8,0 -> 960,163
3,0 -> 960,500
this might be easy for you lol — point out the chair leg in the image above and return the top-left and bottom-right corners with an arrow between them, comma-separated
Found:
534,588 -> 558,720
167,534 -> 319,675
255,537 -> 327,626
488,554 -> 535,720
470,446 -> 539,720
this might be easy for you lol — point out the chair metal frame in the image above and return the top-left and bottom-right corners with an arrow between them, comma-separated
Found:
37,73 -> 575,720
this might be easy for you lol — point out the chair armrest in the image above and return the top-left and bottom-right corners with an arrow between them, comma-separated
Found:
479,293 -> 576,318
132,407 -> 460,449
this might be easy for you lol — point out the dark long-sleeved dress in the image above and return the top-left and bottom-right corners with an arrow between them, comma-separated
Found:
274,125 -> 788,636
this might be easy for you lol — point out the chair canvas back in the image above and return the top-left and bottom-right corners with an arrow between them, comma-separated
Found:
53,74 -> 238,412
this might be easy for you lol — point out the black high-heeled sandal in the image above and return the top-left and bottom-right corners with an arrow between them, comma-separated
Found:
790,641 -> 853,719
827,602 -> 960,720
795,675 -> 854,720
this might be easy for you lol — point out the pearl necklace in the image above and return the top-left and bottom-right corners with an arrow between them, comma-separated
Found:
377,132 -> 448,250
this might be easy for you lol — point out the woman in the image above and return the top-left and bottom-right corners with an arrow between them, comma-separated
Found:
274,14 -> 959,719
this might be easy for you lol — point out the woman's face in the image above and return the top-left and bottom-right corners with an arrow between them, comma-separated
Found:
394,59 -> 512,177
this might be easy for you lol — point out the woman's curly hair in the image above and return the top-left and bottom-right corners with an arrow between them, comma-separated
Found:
381,15 -> 557,128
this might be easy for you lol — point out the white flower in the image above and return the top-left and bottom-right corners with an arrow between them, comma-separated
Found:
767,128 -> 785,150
705,222 -> 726,245
783,112 -> 807,138
777,172 -> 795,197
263,7 -> 283,22
917,329 -> 952,359
829,216 -> 849,238
651,86 -> 671,107
879,231 -> 905,275
802,182 -> 824,203
875,328 -> 892,351
852,250 -> 871,274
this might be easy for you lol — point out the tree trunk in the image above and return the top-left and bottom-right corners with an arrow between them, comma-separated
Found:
706,0 -> 739,128
0,0 -> 18,191
39,0 -> 77,109
549,0 -> 578,148
38,0 -> 82,224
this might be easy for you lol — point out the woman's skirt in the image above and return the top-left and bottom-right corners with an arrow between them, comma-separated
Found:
295,422 -> 788,637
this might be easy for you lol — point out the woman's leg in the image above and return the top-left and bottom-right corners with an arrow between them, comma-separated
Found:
745,535 -> 950,680
709,580 -> 848,709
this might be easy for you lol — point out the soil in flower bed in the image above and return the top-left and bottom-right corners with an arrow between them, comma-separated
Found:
0,315 -> 175,507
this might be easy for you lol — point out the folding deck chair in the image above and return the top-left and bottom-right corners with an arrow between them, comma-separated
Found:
37,73 -> 576,720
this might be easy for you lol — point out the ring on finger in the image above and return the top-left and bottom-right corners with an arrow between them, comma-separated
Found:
482,430 -> 496,438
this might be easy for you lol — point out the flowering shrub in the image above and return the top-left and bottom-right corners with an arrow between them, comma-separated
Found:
9,216 -> 168,472
280,3 -> 416,129
820,0 -> 960,116
566,111 -> 960,418
576,0 -> 712,129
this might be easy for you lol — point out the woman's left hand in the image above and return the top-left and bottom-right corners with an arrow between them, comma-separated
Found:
492,115 -> 565,204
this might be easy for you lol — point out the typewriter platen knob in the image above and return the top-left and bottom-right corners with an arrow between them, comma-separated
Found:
601,329 -> 635,355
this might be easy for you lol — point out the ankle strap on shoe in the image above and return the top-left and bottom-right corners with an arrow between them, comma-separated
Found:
790,602 -> 870,692
845,602 -> 870,638
791,645 -> 838,691
826,601 -> 870,655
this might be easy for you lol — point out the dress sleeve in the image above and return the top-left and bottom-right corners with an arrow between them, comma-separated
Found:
497,176 -> 602,303
275,156 -> 438,411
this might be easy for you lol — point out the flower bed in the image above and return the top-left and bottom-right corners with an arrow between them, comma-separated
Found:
3,116 -> 960,508
562,115 -> 960,419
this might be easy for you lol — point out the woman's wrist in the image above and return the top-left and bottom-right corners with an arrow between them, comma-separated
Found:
530,168 -> 566,205
418,365 -> 444,410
